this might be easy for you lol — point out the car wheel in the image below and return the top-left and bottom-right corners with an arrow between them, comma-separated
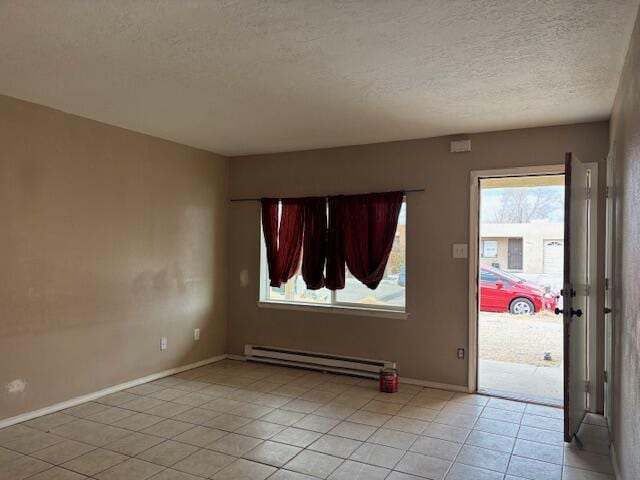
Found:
510,298 -> 535,315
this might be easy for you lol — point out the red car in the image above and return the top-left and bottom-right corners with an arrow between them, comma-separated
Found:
480,266 -> 558,314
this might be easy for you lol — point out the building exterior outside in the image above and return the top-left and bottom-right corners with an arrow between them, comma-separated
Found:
480,221 -> 564,289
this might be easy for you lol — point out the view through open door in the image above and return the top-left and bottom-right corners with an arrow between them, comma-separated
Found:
561,152 -> 591,442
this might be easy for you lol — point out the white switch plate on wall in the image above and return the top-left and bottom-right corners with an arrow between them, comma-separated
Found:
160,337 -> 167,350
452,243 -> 468,259
194,328 -> 200,341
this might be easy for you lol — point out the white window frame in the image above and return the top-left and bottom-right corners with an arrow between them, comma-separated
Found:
258,200 -> 407,316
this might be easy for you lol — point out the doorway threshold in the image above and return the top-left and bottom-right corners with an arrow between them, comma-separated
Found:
478,387 -> 562,408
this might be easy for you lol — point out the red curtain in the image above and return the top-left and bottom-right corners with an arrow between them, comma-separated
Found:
301,197 -> 327,290
325,196 -> 345,290
263,191 -> 403,291
338,191 -> 403,289
261,198 -> 305,287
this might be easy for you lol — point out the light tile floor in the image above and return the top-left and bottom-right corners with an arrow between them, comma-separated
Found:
0,360 -> 615,480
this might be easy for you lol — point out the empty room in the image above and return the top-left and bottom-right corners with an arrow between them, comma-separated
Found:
1,1 -> 640,480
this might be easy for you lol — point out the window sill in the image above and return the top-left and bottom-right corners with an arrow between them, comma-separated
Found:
257,300 -> 409,319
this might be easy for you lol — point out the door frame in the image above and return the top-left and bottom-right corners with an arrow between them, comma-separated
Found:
468,163 -> 599,407
604,148 -> 616,424
468,164 -> 564,394
585,162 -> 599,414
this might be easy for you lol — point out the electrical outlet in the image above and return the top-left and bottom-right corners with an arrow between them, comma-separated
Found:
194,328 -> 200,341
457,348 -> 465,359
160,337 -> 167,351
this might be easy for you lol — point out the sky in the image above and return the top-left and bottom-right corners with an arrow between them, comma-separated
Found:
480,185 -> 565,223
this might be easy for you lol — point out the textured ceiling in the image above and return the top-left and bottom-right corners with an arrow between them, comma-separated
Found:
1,1 -> 638,156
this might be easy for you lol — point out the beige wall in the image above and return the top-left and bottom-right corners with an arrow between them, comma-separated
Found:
609,8 -> 640,479
228,122 -> 609,389
0,95 -> 229,421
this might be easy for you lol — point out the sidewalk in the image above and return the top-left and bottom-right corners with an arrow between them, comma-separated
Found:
478,358 -> 563,405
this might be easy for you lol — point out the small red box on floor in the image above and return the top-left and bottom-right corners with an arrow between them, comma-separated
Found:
379,368 -> 398,393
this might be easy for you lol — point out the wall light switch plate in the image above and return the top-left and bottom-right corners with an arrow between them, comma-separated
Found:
194,328 -> 200,341
160,337 -> 167,350
452,243 -> 468,259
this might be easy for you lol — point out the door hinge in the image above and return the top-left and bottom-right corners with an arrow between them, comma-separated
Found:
604,371 -> 608,383
605,186 -> 610,198
605,278 -> 610,291
584,380 -> 591,393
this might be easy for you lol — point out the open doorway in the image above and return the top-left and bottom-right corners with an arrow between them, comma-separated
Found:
476,173 -> 565,405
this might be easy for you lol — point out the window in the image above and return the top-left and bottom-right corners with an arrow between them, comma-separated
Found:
260,202 -> 406,311
480,271 -> 500,284
481,240 -> 498,258
480,270 -> 511,287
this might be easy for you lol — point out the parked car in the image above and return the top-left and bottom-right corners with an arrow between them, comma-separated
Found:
480,265 -> 558,314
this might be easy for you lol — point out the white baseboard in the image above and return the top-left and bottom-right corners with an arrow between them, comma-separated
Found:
401,377 -> 471,393
0,354 -> 226,429
610,442 -> 623,480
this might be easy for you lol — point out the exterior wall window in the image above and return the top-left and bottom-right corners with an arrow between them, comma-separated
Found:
481,240 -> 498,258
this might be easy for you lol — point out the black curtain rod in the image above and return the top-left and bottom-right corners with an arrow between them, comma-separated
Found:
229,188 -> 425,202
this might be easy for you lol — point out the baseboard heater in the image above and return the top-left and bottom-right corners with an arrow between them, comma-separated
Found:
244,344 -> 395,379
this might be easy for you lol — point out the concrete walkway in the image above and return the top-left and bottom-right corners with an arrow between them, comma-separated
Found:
478,358 -> 563,405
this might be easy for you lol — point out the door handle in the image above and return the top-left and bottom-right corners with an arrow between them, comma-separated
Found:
604,307 -> 612,314
554,307 -> 583,317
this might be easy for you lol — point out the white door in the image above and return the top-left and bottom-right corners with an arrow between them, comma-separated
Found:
562,152 -> 592,442
543,240 -> 564,274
